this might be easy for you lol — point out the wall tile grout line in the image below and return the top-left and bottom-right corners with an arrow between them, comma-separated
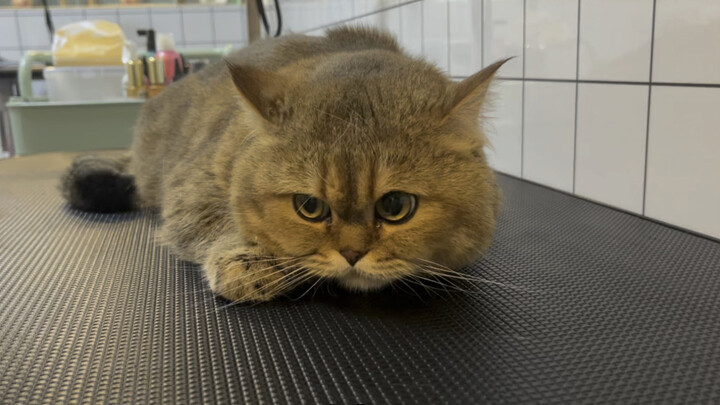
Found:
485,77 -> 720,88
520,0 -> 526,178
398,2 -> 403,50
179,7 -> 187,46
420,1 -> 424,55
446,0 -> 450,74
210,6 -> 217,47
14,10 -> 23,50
297,0 -> 424,35
642,0 -> 657,216
572,0 -> 581,194
480,0 -> 484,68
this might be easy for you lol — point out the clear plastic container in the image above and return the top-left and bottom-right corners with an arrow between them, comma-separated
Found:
43,66 -> 126,102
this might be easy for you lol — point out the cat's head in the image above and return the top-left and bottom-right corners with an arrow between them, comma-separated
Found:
227,41 -> 507,292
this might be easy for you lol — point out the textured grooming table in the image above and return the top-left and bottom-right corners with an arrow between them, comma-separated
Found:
1,152 -> 719,403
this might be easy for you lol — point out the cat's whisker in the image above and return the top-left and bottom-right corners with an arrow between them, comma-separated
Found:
216,267 -> 310,312
220,264 -> 293,286
310,106 -> 360,131
395,278 -> 428,303
408,272 -> 479,295
429,269 -> 527,291
403,277 -> 450,302
251,264 -> 308,292
176,257 -> 304,299
313,167 -> 330,187
291,275 -> 324,301
411,267 -> 525,299
222,257 -> 305,284
408,273 -> 454,295
412,259 -> 527,291
226,269 -> 314,308
235,262 -> 305,288
294,198 -> 312,215
222,264 -> 309,305
231,256 -> 300,265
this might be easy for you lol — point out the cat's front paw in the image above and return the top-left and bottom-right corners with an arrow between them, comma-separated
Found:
205,249 -> 295,303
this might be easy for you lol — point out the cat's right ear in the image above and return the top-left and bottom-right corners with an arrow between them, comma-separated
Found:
226,62 -> 289,126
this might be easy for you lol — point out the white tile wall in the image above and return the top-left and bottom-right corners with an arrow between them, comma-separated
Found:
280,0 -> 354,33
17,10 -> 53,48
50,9 -> 87,32
523,81 -> 576,192
213,6 -> 246,45
326,0 -> 355,24
482,0 -> 523,77
524,0 -> 578,79
575,84 -> 648,214
645,87 -> 720,238
355,0 -> 401,17
448,0 -> 482,77
422,0 -> 448,72
85,8 -> 119,24
653,0 -> 720,84
151,8 -> 186,46
578,0 -> 653,82
398,1 -> 422,57
281,0 -> 352,33
305,28 -> 325,37
0,5 -> 248,60
485,80 -> 523,177
356,7 -> 400,38
0,13 -> 20,49
182,7 -> 214,44
118,9 -> 152,49
0,49 -> 23,62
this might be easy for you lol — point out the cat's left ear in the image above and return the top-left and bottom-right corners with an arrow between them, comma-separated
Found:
226,61 -> 290,126
444,58 -> 511,120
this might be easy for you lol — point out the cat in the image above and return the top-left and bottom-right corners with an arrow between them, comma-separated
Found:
61,26 -> 507,303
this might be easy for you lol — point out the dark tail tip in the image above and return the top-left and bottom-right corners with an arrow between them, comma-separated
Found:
60,155 -> 137,213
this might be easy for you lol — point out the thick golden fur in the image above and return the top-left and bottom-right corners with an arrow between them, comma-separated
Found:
123,27 -> 504,301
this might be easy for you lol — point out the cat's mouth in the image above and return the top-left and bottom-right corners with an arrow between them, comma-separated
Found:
335,269 -> 391,291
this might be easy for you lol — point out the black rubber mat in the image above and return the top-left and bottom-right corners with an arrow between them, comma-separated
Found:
1,153 -> 719,404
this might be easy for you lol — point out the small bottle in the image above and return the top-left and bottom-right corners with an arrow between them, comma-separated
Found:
133,60 -> 147,98
156,33 -> 182,84
147,56 -> 165,98
124,60 -> 146,98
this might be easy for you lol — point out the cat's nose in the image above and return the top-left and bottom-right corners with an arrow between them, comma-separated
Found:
340,250 -> 366,266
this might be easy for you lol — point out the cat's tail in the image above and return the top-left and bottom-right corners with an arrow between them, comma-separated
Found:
60,153 -> 137,213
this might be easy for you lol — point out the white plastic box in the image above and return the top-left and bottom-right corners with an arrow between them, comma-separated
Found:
43,66 -> 125,102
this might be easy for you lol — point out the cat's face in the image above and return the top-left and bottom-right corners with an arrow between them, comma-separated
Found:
229,53 -> 505,291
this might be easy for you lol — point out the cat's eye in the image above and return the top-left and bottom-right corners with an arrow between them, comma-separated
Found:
293,194 -> 331,222
375,191 -> 417,224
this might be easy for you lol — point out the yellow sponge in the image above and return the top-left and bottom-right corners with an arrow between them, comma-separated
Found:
52,20 -> 126,66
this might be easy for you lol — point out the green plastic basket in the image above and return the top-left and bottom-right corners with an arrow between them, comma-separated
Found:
7,47 -> 233,156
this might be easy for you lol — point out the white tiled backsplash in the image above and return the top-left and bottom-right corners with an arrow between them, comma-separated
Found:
1,0 -> 719,240
296,0 -> 720,240
0,4 -> 248,58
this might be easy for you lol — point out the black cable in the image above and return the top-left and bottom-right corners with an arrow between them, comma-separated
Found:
40,0 -> 54,40
255,0 -> 270,36
255,0 -> 283,38
273,0 -> 282,37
